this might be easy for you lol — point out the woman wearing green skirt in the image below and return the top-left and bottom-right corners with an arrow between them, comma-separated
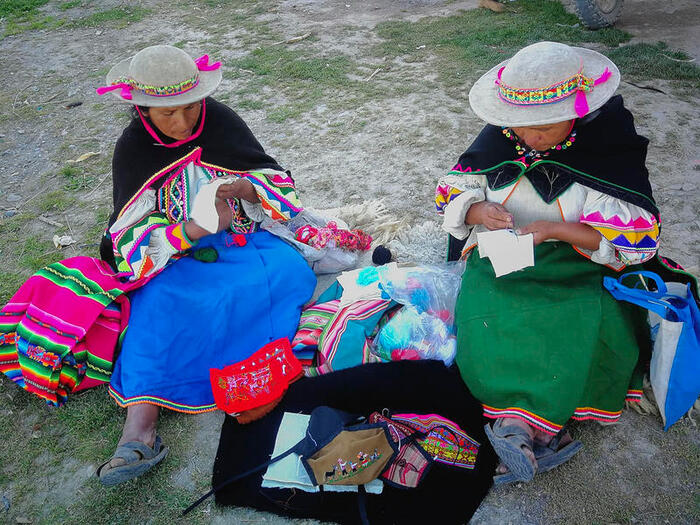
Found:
435,42 -> 658,483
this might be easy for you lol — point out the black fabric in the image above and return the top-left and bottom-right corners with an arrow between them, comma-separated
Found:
99,97 -> 283,266
447,236 -> 467,262
453,95 -> 658,217
212,360 -> 497,525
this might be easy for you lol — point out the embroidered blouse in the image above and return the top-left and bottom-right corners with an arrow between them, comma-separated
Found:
436,119 -> 660,270
109,148 -> 301,281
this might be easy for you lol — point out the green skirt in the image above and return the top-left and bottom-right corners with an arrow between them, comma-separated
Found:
455,242 -> 649,435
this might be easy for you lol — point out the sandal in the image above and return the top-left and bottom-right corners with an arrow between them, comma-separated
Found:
96,435 -> 169,486
533,430 -> 583,474
484,421 -> 537,483
493,428 -> 583,485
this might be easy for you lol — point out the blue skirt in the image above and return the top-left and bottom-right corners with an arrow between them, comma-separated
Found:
109,231 -> 316,412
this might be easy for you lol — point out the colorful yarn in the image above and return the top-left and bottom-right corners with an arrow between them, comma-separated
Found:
295,222 -> 372,251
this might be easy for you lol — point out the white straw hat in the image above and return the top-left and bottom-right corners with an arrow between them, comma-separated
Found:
468,41 -> 620,127
97,45 -> 222,107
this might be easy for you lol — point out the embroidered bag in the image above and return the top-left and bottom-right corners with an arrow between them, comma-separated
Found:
391,413 -> 481,470
368,412 -> 433,488
209,338 -> 303,420
298,406 -> 398,486
604,271 -> 700,430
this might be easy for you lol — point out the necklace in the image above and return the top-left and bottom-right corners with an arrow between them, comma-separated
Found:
502,127 -> 577,160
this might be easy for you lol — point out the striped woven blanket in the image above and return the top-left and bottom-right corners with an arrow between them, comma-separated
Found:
0,257 -> 135,406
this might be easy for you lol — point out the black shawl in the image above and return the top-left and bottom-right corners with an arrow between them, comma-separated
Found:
99,97 -> 283,264
453,95 -> 658,218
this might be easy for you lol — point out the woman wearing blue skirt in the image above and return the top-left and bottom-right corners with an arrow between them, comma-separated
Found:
94,45 -> 316,485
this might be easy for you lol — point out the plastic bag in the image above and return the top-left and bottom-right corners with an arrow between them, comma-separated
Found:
373,306 -> 457,365
371,262 -> 465,366
261,209 -> 359,274
375,263 -> 465,322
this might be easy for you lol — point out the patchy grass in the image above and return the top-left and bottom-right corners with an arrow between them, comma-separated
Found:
0,378 -> 211,525
0,0 -> 49,17
0,213 -> 64,302
373,0 -> 630,89
60,165 -> 94,191
236,98 -> 266,111
233,47 -> 353,85
3,13 -> 63,36
607,42 -> 700,83
84,207 -> 110,242
70,5 -> 150,29
59,0 -> 81,9
37,190 -> 72,213
228,47 -> 391,122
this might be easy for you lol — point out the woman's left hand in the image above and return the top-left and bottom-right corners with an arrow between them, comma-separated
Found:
216,179 -> 260,203
516,221 -> 556,245
517,221 -> 603,250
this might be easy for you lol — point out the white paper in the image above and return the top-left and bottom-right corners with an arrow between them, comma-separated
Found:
262,412 -> 383,494
476,229 -> 534,277
189,177 -> 237,233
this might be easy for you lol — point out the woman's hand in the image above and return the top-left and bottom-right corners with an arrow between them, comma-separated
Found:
517,221 -> 603,250
183,195 -> 235,242
215,179 -> 260,203
214,194 -> 233,232
516,221 -> 556,245
465,201 -> 514,230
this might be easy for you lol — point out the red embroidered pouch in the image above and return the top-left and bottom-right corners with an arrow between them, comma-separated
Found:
210,338 -> 302,415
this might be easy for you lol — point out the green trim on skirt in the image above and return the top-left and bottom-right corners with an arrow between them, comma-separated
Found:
455,242 -> 649,434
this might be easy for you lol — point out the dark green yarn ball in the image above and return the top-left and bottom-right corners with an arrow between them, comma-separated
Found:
193,247 -> 218,263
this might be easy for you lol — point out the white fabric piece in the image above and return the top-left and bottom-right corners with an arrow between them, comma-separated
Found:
190,177 -> 236,233
109,189 -> 156,234
336,264 -> 397,306
476,229 -> 534,277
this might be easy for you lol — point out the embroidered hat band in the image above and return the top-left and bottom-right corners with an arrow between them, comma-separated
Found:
468,42 -> 620,127
495,64 -> 612,117
96,46 -> 222,107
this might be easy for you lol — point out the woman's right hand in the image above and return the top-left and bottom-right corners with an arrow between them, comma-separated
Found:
465,201 -> 514,230
184,197 -> 234,242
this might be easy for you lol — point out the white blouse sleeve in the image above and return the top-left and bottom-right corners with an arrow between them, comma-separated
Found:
578,188 -> 659,269
436,173 -> 487,240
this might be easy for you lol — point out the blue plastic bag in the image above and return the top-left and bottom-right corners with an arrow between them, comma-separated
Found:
603,271 -> 700,430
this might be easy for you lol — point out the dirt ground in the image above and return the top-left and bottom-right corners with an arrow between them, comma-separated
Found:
0,0 -> 698,524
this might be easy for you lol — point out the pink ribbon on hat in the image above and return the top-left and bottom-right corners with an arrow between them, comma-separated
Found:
194,54 -> 221,71
95,82 -> 133,100
573,67 -> 611,117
